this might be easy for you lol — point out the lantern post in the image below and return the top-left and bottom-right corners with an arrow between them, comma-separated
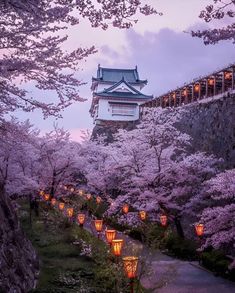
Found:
111,239 -> 124,262
59,202 -> 65,211
67,208 -> 74,222
195,223 -> 204,264
105,229 -> 116,247
77,213 -> 86,228
94,219 -> 103,238
123,256 -> 139,293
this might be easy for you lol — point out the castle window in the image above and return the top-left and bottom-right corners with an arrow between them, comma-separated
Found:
110,103 -> 136,116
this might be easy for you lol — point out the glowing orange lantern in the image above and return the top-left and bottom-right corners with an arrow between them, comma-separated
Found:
77,213 -> 85,226
160,215 -> 168,227
94,219 -> 103,232
139,211 -> 147,221
70,187 -> 75,192
122,204 -> 129,214
225,72 -> 231,79
87,193 -> 92,200
208,78 -> 214,86
112,239 -> 124,257
79,189 -> 84,196
67,208 -> 74,218
123,256 -> 138,279
195,223 -> 204,237
194,84 -> 200,92
183,89 -> 187,96
96,196 -> 102,204
51,198 -> 56,206
105,229 -> 116,246
59,202 -> 65,210
44,194 -> 50,201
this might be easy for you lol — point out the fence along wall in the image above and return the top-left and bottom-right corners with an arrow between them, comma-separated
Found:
141,63 -> 235,109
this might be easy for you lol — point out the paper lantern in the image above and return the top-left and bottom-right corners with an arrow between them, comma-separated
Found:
194,84 -> 200,92
195,223 -> 204,237
123,256 -> 138,279
44,194 -> 50,201
208,78 -> 214,86
94,219 -> 103,232
112,239 -> 124,256
139,211 -> 147,221
59,202 -> 65,210
122,204 -> 129,214
67,208 -> 74,218
160,215 -> 167,227
105,229 -> 116,245
77,213 -> 85,226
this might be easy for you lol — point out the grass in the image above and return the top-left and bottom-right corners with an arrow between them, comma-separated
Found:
18,200 -> 146,293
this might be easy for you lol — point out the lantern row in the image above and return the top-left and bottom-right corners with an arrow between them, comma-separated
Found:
142,63 -> 235,109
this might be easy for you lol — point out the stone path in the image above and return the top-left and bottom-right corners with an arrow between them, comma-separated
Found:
83,214 -> 235,293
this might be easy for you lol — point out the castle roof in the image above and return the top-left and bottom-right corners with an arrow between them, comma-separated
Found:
92,66 -> 147,85
95,77 -> 152,100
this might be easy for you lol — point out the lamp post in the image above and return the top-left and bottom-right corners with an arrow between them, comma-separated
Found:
77,213 -> 85,228
94,219 -> 103,238
195,223 -> 204,264
105,229 -> 116,247
123,256 -> 138,293
59,202 -> 65,211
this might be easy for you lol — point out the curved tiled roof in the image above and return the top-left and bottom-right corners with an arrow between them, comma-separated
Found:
92,66 -> 147,84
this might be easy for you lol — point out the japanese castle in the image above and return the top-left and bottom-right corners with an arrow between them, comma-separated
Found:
90,65 -> 153,124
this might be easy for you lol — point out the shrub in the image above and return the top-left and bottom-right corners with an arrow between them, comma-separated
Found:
201,250 -> 235,280
164,234 -> 198,260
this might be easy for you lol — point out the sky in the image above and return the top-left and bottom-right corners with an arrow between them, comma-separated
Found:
16,0 -> 235,141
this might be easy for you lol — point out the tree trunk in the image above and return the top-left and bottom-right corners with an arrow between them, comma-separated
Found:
174,217 -> 184,239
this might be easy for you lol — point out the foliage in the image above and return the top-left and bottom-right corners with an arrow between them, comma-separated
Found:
19,199 -> 145,292
192,0 -> 235,44
0,0 -> 160,118
164,233 -> 198,261
201,250 -> 235,280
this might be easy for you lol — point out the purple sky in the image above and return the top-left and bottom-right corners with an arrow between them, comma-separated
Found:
16,0 -> 235,141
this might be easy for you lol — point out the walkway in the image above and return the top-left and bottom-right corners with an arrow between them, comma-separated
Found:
83,214 -> 235,293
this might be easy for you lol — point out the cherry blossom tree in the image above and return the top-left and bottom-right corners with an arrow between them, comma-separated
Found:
196,169 -> 235,262
37,126 -> 81,197
0,0 -> 160,118
0,118 -> 40,197
192,0 -> 235,44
